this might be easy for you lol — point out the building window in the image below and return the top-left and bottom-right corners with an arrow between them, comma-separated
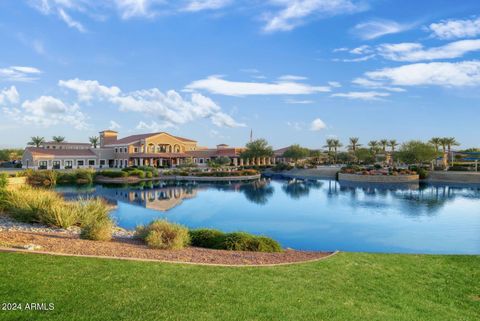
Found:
115,148 -> 118,153
88,160 -> 95,166
77,160 -> 84,166
39,161 -> 47,169
134,147 -> 138,153
100,160 -> 106,166
64,160 -> 73,169
52,160 -> 61,169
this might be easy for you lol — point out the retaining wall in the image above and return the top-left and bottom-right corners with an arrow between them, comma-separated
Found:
428,171 -> 480,184
338,173 -> 419,183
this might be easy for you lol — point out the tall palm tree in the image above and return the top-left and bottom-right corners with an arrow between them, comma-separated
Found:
380,139 -> 388,153
89,136 -> 99,148
52,136 -> 65,143
368,140 -> 379,156
444,137 -> 460,165
332,139 -> 343,164
348,137 -> 361,163
324,139 -> 335,163
27,136 -> 45,147
429,137 -> 442,154
388,139 -> 398,153
439,138 -> 449,169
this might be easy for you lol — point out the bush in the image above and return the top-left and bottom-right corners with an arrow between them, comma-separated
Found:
272,163 -> 293,172
75,169 -> 95,184
222,232 -> 282,252
136,220 -> 190,250
26,170 -> 58,186
0,173 -> 7,189
97,170 -> 128,178
189,228 -> 225,248
127,169 -> 146,178
80,219 -> 113,241
138,166 -> 159,177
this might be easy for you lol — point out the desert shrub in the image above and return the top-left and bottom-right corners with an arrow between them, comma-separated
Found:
221,232 -> 282,252
57,172 -> 76,184
145,171 -> 153,178
77,197 -> 113,241
189,228 -> 225,248
138,166 -> 159,176
0,173 -> 7,189
97,170 -> 128,178
135,219 -> 190,250
272,163 -> 293,172
80,218 -> 113,241
75,169 -> 95,184
127,169 -> 146,178
26,170 -> 58,186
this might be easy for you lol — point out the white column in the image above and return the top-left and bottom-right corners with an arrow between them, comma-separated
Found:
140,158 -> 144,166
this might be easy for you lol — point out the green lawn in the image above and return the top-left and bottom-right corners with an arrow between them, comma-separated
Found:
0,252 -> 478,321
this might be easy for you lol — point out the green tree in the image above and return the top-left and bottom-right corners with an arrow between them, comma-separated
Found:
52,136 -> 65,143
356,148 -> 375,164
282,144 -> 310,164
368,140 -> 380,156
398,141 -> 437,165
332,139 -> 342,164
27,136 -> 45,147
324,139 -> 335,164
240,139 -> 273,160
444,137 -> 460,165
348,137 -> 361,163
429,137 -> 442,154
214,156 -> 232,167
380,139 -> 389,153
89,136 -> 100,148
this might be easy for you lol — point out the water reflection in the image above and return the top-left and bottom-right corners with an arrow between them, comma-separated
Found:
56,179 -> 480,254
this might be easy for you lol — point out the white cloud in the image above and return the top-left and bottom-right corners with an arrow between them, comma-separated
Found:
429,17 -> 480,40
285,99 -> 314,104
350,45 -> 373,55
183,0 -> 231,12
109,120 -> 121,130
278,75 -> 308,81
287,121 -> 303,130
0,66 -> 41,82
0,86 -> 20,105
59,78 -> 121,101
114,0 -> 160,19
328,81 -> 341,88
3,95 -> 89,130
337,54 -> 375,62
378,39 -> 480,62
185,75 -> 330,96
136,120 -> 176,131
263,0 -> 367,32
352,19 -> 412,40
331,91 -> 390,100
365,60 -> 480,87
58,8 -> 86,32
351,78 -> 405,92
310,118 -> 327,131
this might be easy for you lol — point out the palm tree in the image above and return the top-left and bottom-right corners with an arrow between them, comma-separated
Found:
89,136 -> 99,148
348,137 -> 361,163
439,138 -> 449,169
332,139 -> 343,164
368,140 -> 379,156
324,139 -> 335,164
52,136 -> 65,143
444,137 -> 460,166
380,139 -> 388,153
429,137 -> 442,154
388,139 -> 398,153
27,136 -> 45,147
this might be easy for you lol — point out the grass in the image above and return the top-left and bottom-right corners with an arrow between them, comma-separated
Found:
0,252 -> 478,321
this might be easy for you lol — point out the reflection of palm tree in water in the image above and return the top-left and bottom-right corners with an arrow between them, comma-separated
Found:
239,180 -> 274,205
282,179 -> 323,200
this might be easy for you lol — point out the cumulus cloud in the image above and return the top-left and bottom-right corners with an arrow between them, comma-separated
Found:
0,66 -> 41,82
183,0 -> 232,12
109,120 -> 121,130
0,86 -> 20,105
377,39 -> 480,62
263,0 -> 367,32
59,78 -> 245,128
59,78 -> 121,101
331,91 -> 390,100
428,17 -> 480,40
351,19 -> 413,40
136,120 -> 177,131
185,75 -> 330,96
310,118 -> 327,131
365,60 -> 480,87
3,95 -> 89,130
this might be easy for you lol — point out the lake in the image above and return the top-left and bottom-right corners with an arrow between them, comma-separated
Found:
56,178 -> 480,254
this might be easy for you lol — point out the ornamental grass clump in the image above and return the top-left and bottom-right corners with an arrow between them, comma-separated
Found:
189,228 -> 225,248
77,197 -> 113,241
136,219 -> 190,250
0,173 -> 7,189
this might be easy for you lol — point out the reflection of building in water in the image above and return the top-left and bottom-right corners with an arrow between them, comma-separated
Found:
98,186 -> 197,211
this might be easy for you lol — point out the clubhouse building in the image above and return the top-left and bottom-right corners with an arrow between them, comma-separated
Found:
22,130 -> 260,170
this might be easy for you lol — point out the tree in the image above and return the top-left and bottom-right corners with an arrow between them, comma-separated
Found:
214,156 -> 231,167
89,136 -> 100,148
388,140 -> 399,152
348,137 -> 361,163
444,137 -> 460,165
380,139 -> 389,153
28,136 -> 45,147
439,138 -> 449,168
356,148 -> 375,164
331,139 -> 342,164
368,140 -> 380,156
240,139 -> 273,160
52,136 -> 65,143
282,144 -> 310,164
324,139 -> 335,163
397,141 -> 437,165
429,137 -> 442,154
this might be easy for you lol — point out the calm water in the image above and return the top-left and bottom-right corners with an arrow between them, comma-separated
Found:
56,179 -> 480,254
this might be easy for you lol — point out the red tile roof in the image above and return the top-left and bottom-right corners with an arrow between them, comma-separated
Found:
129,152 -> 190,158
44,142 -> 91,146
26,147 -> 96,157
108,132 -> 197,145
187,148 -> 244,158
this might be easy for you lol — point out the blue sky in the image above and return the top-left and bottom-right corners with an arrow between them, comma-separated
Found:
0,0 -> 479,149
